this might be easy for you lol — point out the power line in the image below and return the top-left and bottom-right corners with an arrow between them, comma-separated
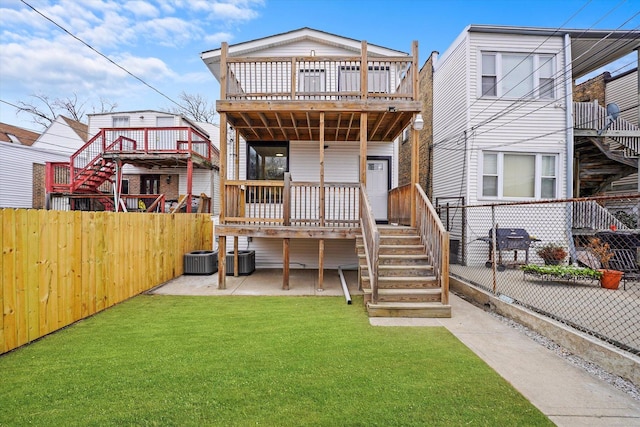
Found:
18,0 -> 186,111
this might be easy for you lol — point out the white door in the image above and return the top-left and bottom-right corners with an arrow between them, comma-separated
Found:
366,159 -> 389,222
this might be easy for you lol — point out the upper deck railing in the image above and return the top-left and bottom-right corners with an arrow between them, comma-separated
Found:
224,55 -> 416,102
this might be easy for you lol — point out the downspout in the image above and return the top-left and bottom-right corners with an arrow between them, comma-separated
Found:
337,263 -> 357,305
564,33 -> 578,263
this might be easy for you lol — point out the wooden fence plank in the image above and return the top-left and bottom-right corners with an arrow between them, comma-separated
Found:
15,210 -> 28,348
26,210 -> 40,342
0,210 -> 4,353
71,211 -> 82,322
2,209 -> 16,352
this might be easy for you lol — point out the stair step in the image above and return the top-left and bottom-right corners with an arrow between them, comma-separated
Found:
358,253 -> 430,266
377,288 -> 442,303
377,226 -> 418,235
361,275 -> 438,289
366,301 -> 451,318
362,264 -> 434,277
379,244 -> 425,255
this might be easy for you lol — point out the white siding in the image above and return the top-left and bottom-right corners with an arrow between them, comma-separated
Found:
179,169 -> 213,198
32,116 -> 85,155
606,70 -> 638,126
432,34 -> 469,203
223,236 -> 357,269
466,32 -> 567,203
88,111 -> 178,135
0,142 -> 69,208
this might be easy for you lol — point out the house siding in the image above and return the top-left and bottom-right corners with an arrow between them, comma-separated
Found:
606,69 -> 638,126
32,116 -> 85,155
432,34 -> 469,204
0,142 -> 69,208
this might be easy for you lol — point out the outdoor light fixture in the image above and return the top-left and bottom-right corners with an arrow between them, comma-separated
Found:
413,114 -> 424,131
166,176 -> 171,184
310,50 -> 315,56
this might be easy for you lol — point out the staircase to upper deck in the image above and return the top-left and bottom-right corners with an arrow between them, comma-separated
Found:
574,102 -> 640,195
357,225 -> 451,318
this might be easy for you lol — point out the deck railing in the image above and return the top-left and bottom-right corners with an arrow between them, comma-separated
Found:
224,56 -> 415,101
388,183 -> 412,225
360,185 -> 380,302
223,178 -> 360,227
574,101 -> 640,157
415,184 -> 449,305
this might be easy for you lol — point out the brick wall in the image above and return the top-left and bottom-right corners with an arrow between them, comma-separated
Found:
398,52 -> 435,197
573,72 -> 609,104
32,163 -> 45,209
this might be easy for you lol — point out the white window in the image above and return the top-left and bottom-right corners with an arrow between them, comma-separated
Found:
298,69 -> 325,93
481,152 -> 557,199
338,66 -> 390,93
112,116 -> 129,127
480,52 -> 555,99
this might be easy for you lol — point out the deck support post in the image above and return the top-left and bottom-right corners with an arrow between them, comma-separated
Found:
233,236 -> 239,276
360,113 -> 368,186
318,239 -> 324,291
186,157 -> 193,213
218,235 -> 226,289
410,40 -> 419,228
283,238 -> 290,290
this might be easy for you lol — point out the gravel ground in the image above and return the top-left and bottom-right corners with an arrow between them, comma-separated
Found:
489,311 -> 640,401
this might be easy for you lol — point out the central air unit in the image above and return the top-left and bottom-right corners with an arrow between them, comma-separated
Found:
226,250 -> 256,275
184,250 -> 218,275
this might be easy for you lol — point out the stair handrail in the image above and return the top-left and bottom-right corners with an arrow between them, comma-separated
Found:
572,199 -> 629,231
71,136 -> 137,191
360,184 -> 380,303
573,101 -> 640,158
414,184 -> 449,305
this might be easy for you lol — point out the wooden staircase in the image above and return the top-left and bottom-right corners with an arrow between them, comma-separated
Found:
357,225 -> 451,318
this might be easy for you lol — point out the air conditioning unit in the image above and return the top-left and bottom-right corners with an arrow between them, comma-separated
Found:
226,250 -> 256,275
184,250 -> 218,275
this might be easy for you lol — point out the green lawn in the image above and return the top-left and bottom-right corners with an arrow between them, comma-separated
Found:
0,295 -> 552,426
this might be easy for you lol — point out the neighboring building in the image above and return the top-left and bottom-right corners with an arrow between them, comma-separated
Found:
46,110 -> 220,214
32,115 -> 87,154
574,68 -> 639,194
416,24 -> 639,267
0,122 -> 40,146
201,28 -> 450,317
0,140 -> 69,208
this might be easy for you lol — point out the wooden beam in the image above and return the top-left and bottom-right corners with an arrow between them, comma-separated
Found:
361,41 -> 368,100
306,112 -> 313,140
216,100 -> 421,113
234,127 -> 240,180
320,112 -> 325,227
233,236 -> 239,276
258,112 -> 276,139
369,112 -> 386,141
219,113 -> 227,224
283,238 -> 290,290
240,112 -> 261,139
215,225 -> 360,239
360,113 -> 368,185
274,113 -> 289,140
218,235 -> 226,289
290,112 -> 301,140
318,239 -> 324,291
345,113 -> 355,141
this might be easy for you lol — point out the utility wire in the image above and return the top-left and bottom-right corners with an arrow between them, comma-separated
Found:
19,0 -> 186,111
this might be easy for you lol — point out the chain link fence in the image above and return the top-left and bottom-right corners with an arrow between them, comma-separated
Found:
437,194 -> 640,356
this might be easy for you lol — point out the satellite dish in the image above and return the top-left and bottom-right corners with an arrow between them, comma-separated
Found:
606,103 -> 620,121
597,102 -> 620,136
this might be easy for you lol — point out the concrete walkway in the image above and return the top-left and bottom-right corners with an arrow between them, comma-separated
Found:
151,269 -> 640,426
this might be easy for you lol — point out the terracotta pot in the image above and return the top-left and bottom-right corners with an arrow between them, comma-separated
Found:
598,269 -> 623,290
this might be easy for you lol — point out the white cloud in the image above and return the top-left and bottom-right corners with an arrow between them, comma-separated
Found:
189,0 -> 264,21
124,0 -> 159,17
204,31 -> 234,45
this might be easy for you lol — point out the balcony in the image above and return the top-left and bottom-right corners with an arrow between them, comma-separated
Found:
217,48 -> 421,143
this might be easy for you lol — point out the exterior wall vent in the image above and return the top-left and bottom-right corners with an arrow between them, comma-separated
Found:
184,250 -> 218,275
226,250 -> 256,275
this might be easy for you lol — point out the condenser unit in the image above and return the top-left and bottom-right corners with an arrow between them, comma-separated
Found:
184,250 -> 217,275
226,250 -> 256,275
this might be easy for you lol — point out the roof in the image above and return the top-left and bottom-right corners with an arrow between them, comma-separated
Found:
201,27 -> 410,80
0,122 -> 40,146
465,25 -> 640,80
60,116 -> 88,142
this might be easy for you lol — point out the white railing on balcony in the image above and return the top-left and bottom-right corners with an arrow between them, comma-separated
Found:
225,56 -> 415,102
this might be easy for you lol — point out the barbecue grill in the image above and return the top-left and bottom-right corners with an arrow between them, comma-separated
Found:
481,228 -> 533,271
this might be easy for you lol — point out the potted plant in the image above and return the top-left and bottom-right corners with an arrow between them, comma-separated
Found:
536,243 -> 567,265
587,237 -> 623,290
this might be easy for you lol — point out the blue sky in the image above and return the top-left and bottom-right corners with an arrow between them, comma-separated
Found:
1,0 -> 638,133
